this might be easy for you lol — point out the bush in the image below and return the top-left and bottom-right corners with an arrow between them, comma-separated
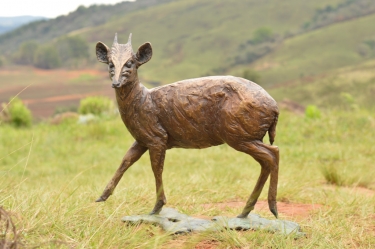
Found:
78,96 -> 113,116
7,97 -> 32,127
243,69 -> 261,83
305,105 -> 321,119
251,27 -> 274,44
56,35 -> 90,68
13,41 -> 39,65
34,45 -> 61,69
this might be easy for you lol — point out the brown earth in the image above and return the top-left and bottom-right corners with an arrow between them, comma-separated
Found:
0,67 -> 116,118
201,200 -> 323,220
194,240 -> 221,249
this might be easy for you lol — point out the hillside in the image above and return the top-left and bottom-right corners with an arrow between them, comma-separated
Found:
250,13 -> 375,86
269,59 -> 375,111
0,0 -> 172,53
0,0 -> 349,83
79,0 -> 346,84
1,0 -> 375,117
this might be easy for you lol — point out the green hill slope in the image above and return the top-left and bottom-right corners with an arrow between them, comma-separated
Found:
79,0 -> 344,84
269,59 -> 375,111
1,0 -> 374,89
0,0 -> 172,53
1,0 -> 343,82
250,13 -> 375,86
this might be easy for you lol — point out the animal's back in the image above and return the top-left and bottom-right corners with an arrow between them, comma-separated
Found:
150,76 -> 279,149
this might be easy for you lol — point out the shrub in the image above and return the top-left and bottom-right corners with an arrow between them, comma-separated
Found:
13,41 -> 39,65
251,27 -> 274,44
33,45 -> 61,69
243,69 -> 261,83
305,105 -> 321,119
7,97 -> 32,127
78,96 -> 113,116
56,35 -> 89,61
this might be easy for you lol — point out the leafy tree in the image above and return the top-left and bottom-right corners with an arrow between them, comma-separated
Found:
14,41 -> 39,65
251,27 -> 274,44
243,69 -> 261,83
33,45 -> 61,69
56,36 -> 89,61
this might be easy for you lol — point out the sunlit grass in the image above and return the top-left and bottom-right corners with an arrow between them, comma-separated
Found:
1,109 -> 374,248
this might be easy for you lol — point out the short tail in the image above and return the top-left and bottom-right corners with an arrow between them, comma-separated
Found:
268,114 -> 278,145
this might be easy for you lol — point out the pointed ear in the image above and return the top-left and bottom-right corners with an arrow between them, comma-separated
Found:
96,42 -> 110,64
136,42 -> 152,66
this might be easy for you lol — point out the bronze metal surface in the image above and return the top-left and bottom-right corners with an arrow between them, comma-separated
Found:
95,34 -> 280,218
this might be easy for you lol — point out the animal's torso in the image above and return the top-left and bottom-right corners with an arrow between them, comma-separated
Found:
117,76 -> 279,149
152,76 -> 278,148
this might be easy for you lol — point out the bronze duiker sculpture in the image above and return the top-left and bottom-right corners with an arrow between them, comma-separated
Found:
95,34 -> 280,218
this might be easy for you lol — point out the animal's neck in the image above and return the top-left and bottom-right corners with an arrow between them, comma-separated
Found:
114,75 -> 149,113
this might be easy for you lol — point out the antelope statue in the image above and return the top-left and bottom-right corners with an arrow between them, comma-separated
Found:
95,33 -> 280,218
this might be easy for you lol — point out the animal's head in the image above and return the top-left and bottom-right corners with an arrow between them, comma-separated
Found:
96,33 -> 152,88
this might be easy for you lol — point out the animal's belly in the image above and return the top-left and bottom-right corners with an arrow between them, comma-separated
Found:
165,124 -> 223,149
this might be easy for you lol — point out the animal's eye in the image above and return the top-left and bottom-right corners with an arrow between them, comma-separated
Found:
125,60 -> 132,68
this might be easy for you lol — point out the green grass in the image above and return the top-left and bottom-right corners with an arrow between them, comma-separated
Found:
1,108 -> 374,248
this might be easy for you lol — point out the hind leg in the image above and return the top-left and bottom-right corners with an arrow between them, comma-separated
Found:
228,140 -> 279,218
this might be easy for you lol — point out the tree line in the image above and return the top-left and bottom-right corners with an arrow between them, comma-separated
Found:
12,35 -> 90,69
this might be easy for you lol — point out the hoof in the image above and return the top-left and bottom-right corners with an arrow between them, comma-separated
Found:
149,200 -> 165,215
149,207 -> 162,215
236,214 -> 248,219
95,196 -> 106,202
270,207 -> 278,219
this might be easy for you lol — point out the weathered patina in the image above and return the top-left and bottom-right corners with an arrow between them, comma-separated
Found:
95,33 -> 280,218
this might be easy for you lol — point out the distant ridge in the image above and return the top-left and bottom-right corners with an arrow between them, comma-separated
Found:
0,16 -> 47,34
0,0 -> 172,53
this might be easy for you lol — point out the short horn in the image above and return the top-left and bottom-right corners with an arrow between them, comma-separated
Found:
113,33 -> 118,44
128,33 -> 132,45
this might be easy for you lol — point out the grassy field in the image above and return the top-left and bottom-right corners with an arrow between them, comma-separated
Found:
1,107 -> 374,248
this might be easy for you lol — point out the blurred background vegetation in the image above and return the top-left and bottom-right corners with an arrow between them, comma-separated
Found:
1,0 -> 375,248
0,0 -> 375,117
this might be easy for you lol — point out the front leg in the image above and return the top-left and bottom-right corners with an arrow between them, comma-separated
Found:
96,141 -> 147,202
149,145 -> 167,215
